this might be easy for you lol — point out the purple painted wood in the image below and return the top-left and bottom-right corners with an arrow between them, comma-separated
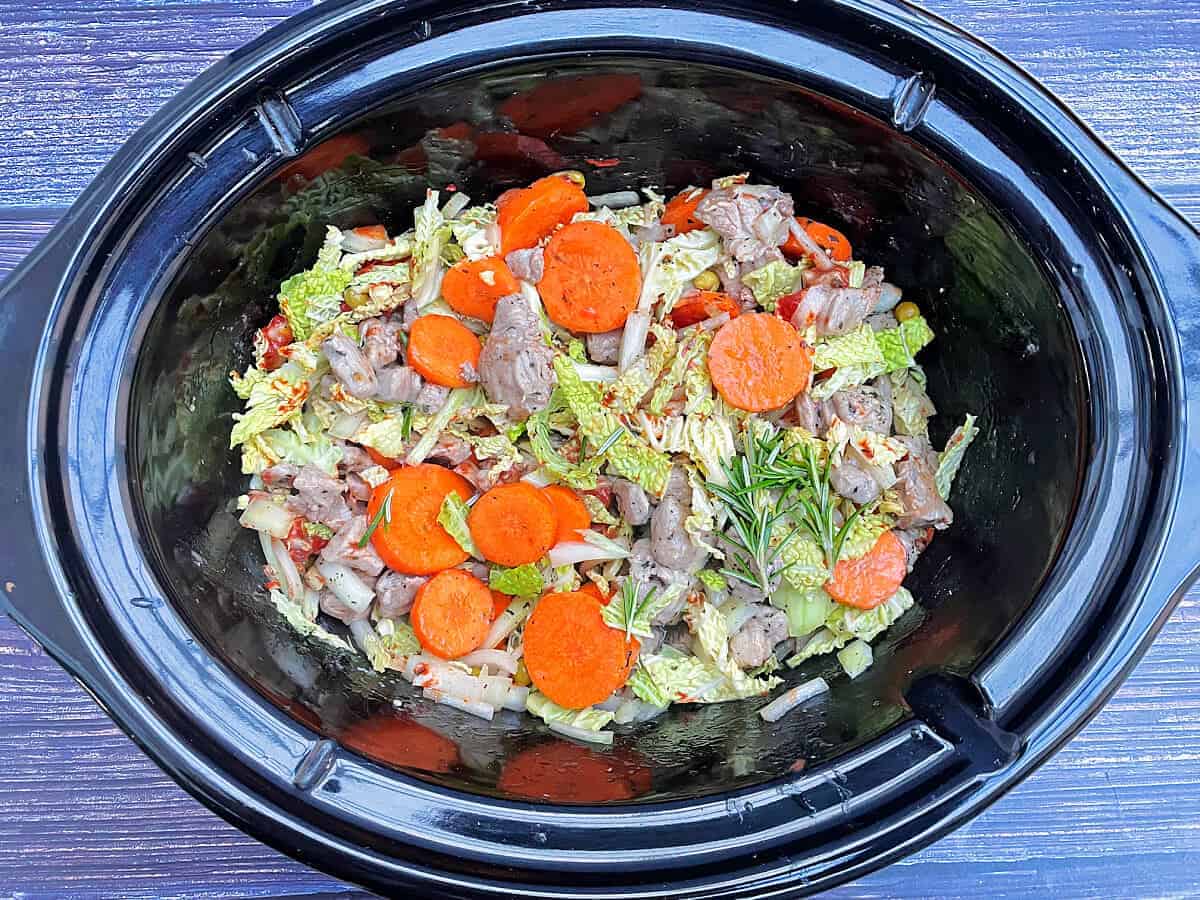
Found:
0,1 -> 1198,897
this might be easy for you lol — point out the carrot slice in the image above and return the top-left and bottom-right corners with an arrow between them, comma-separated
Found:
669,290 -> 740,328
578,581 -> 614,604
542,485 -> 591,545
368,465 -> 473,575
442,257 -> 520,323
707,312 -> 812,412
499,740 -> 651,802
497,175 -> 589,254
338,714 -> 460,773
411,569 -> 495,659
660,188 -> 709,235
538,221 -> 641,333
278,133 -> 370,182
782,217 -> 853,263
365,446 -> 400,470
407,315 -> 482,388
522,591 -> 639,708
468,482 -> 558,567
499,74 -> 642,138
825,530 -> 907,610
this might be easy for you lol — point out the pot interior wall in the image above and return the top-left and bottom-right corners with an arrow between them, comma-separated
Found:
130,59 -> 1084,803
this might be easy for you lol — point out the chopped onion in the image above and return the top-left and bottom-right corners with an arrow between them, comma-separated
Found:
548,534 -> 630,567
873,282 -> 903,313
271,538 -> 304,600
521,468 -> 554,487
423,688 -> 495,721
617,310 -> 651,373
441,192 -> 471,219
316,562 -> 375,616
328,411 -> 366,440
573,362 -> 619,383
341,231 -> 388,253
458,649 -> 519,676
759,676 -> 830,722
587,190 -> 640,208
787,218 -> 835,271
613,699 -> 669,724
581,529 -> 632,556
479,672 -> 514,707
347,618 -> 375,654
595,695 -> 625,713
482,597 -> 532,651
837,639 -> 873,679
502,685 -> 529,712
240,497 -> 295,539
548,722 -> 613,745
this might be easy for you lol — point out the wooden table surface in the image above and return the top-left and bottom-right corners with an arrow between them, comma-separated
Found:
1,1 -> 1198,897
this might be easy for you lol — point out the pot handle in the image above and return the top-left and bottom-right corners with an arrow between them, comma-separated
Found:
0,214 -> 107,684
1126,189 -> 1200,619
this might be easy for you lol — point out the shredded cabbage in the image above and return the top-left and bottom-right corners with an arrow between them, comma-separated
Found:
363,618 -> 422,671
876,315 -> 935,371
936,414 -> 980,499
649,330 -> 711,416
278,227 -> 351,341
606,324 -> 676,412
743,259 -> 805,311
686,600 -> 783,701
489,563 -> 544,597
411,189 -> 452,308
890,368 -> 936,438
241,427 -> 343,476
437,493 -> 480,558
637,229 -> 723,320
406,388 -> 476,465
229,364 -> 313,449
526,692 -> 615,732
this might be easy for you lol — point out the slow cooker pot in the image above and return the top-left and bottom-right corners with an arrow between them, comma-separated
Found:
1,0 -> 1198,895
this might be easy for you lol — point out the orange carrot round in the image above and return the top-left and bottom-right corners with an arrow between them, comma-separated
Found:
468,482 -> 558,567
669,290 -> 740,328
368,465 -> 473,575
541,485 -> 590,545
442,257 -> 521,323
497,175 -> 589,254
499,73 -> 642,138
708,312 -> 813,412
411,568 -> 495,659
660,188 -> 709,235
407,314 -> 482,388
578,581 -> 614,604
491,589 -> 513,621
825,530 -> 907,610
538,221 -> 641,333
782,217 -> 853,262
522,591 -> 639,708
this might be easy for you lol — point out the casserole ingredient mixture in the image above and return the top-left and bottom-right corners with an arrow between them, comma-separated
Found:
230,171 -> 977,742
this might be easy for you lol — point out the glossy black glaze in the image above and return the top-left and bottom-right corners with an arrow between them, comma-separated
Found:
0,1 -> 1198,896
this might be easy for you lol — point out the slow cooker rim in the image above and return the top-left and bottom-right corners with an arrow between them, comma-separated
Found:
4,1 -> 1195,900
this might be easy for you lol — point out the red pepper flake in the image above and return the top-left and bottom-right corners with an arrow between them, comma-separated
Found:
446,183 -> 458,192
858,438 -> 875,460
414,662 -> 430,677
585,157 -> 621,168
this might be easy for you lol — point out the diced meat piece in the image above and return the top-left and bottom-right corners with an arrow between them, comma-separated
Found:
505,247 -> 544,283
628,539 -> 693,625
830,455 -> 883,505
319,514 -> 385,576
285,465 -> 352,529
586,328 -> 623,365
790,282 -> 880,336
261,463 -> 299,491
831,379 -> 893,435
663,622 -> 694,654
360,318 -> 404,370
319,588 -> 371,624
339,444 -> 374,475
613,479 -> 651,525
730,605 -> 789,669
894,526 -> 934,572
865,312 -> 898,332
637,627 -> 664,658
894,444 -> 953,531
650,495 -> 706,573
695,185 -> 795,263
346,472 -> 372,502
322,333 -> 378,398
478,294 -> 556,419
426,434 -> 473,467
415,382 -> 450,414
662,466 -> 691,502
375,570 -> 427,618
861,265 -> 885,289
794,394 -> 835,437
375,365 -> 424,403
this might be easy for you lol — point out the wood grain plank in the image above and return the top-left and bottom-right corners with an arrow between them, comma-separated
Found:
0,0 -> 1198,897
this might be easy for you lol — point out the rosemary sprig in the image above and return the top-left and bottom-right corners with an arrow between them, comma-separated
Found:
358,487 -> 394,547
708,425 -> 863,591
601,577 -> 674,639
